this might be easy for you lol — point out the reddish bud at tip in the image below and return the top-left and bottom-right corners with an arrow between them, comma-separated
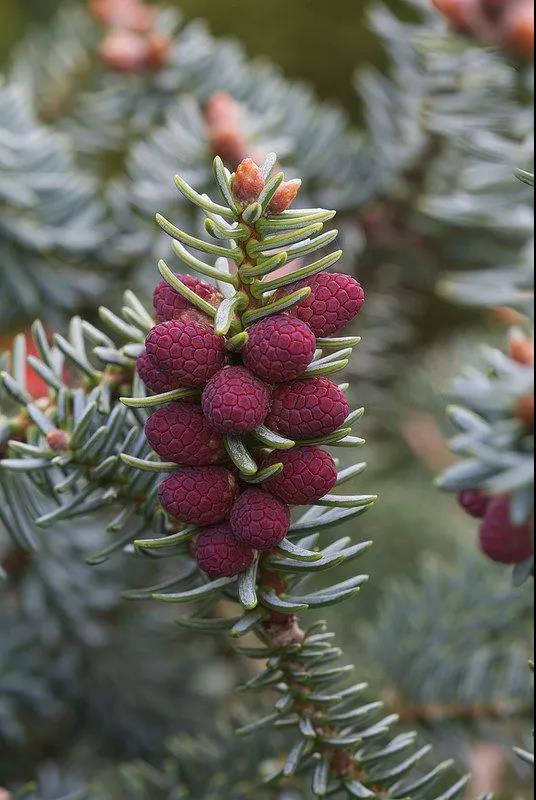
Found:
431,0 -> 480,33
46,429 -> 71,452
268,179 -> 302,215
510,336 -> 534,365
232,158 -> 266,204
205,92 -> 241,128
99,30 -> 150,73
503,0 -> 535,59
99,30 -> 170,73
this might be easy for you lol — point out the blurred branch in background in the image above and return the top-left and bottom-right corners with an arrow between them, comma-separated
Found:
0,81 -> 110,333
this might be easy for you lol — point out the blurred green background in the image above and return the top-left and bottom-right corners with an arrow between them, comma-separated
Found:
0,0 -> 407,119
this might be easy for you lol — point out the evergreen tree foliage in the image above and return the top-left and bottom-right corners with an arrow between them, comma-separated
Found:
7,2 -> 369,294
0,80 -> 107,333
364,553 -> 534,760
356,0 -> 533,325
0,1 -> 534,797
435,166 -> 534,581
356,0 -> 534,576
1,154 -> 475,798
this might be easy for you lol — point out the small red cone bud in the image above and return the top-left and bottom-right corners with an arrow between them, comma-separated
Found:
281,273 -> 365,337
145,33 -> 172,69
432,0 -> 481,33
209,127 -> 248,169
263,446 -> 338,505
136,350 -> 176,394
503,0 -> 534,59
510,336 -> 534,365
231,489 -> 291,550
89,0 -> 156,32
243,315 -> 316,383
159,467 -> 238,525
145,320 -> 227,388
99,30 -> 169,73
99,30 -> 151,73
46,429 -> 71,452
457,489 -> 491,519
268,180 -> 302,215
145,403 -> 225,465
204,92 -> 241,128
153,274 -> 222,324
516,393 -> 535,432
232,158 -> 265,204
266,377 -> 349,438
201,367 -> 271,434
479,495 -> 534,564
195,524 -> 254,578
505,0 -> 534,60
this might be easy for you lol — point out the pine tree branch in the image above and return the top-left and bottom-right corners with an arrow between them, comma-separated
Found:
1,151 -> 475,798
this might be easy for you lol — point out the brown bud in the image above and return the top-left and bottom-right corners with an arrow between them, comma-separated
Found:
232,158 -> 265,204
267,179 -> 302,215
259,569 -> 286,594
503,0 -> 534,59
210,127 -> 248,169
510,336 -> 534,365
267,615 -> 306,648
46,429 -> 71,452
516,393 -> 535,432
89,0 -> 156,33
331,748 -> 354,777
1,547 -> 31,579
204,92 -> 241,128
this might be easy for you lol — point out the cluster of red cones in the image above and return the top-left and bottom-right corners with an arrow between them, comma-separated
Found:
137,160 -> 365,578
456,334 -> 534,566
458,491 -> 533,565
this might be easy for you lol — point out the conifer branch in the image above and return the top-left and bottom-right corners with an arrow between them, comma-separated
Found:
1,154 -> 475,798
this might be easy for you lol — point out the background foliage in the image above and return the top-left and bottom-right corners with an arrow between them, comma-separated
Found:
0,0 -> 409,115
